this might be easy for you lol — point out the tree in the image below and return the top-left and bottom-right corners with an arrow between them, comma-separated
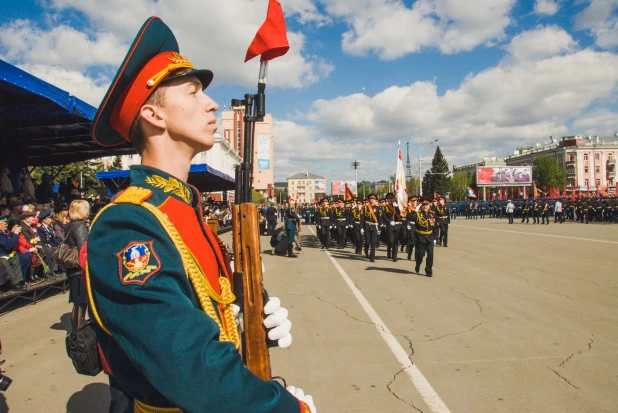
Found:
406,176 -> 420,196
533,156 -> 566,189
109,156 -> 123,170
423,146 -> 451,196
358,181 -> 372,199
449,173 -> 473,200
274,187 -> 288,203
252,189 -> 265,204
32,160 -> 105,197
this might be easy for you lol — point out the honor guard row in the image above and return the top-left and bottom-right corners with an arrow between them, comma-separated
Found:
313,194 -> 451,277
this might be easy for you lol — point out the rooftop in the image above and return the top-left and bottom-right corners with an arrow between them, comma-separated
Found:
287,172 -> 326,180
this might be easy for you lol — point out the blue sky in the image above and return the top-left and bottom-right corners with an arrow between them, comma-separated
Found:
2,0 -> 618,184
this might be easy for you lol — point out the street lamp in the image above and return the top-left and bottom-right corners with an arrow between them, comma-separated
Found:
418,139 -> 439,196
351,160 -> 361,198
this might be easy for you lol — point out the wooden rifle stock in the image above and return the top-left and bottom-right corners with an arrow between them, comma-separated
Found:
232,203 -> 271,380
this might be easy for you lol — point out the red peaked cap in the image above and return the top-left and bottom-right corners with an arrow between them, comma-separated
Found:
245,0 -> 290,62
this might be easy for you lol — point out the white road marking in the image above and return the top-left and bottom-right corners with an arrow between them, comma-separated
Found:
451,224 -> 618,244
307,227 -> 452,413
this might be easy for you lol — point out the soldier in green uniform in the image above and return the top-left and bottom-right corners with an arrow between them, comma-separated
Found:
350,198 -> 364,255
86,17 -> 314,413
285,198 -> 301,258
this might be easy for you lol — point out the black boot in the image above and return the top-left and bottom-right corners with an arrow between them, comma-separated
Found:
287,245 -> 297,258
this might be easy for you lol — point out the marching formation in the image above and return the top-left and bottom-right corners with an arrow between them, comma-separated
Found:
280,193 -> 451,278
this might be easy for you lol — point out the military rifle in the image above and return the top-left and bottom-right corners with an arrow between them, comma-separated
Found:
231,60 -> 272,381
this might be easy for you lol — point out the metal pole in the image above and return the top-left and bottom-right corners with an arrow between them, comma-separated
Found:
483,186 -> 486,201
418,155 -> 422,196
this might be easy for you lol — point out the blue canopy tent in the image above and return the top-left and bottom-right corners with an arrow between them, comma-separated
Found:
0,59 -> 135,166
97,163 -> 235,194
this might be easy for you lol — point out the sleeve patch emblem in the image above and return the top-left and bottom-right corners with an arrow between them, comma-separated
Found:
117,241 -> 161,285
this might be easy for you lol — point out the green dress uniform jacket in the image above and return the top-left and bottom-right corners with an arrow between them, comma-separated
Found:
87,166 -> 301,413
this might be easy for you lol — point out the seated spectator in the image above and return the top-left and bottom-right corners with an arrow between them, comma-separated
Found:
37,209 -> 59,275
15,211 -> 37,283
53,209 -> 70,243
0,215 -> 26,292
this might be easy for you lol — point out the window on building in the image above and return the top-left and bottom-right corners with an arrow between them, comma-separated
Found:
610,178 -> 614,185
595,153 -> 600,160
584,166 -> 588,173
609,153 -> 613,159
569,154 -> 575,161
596,166 -> 600,174
596,179 -> 601,186
585,179 -> 589,186
569,180 -> 575,186
584,154 -> 588,160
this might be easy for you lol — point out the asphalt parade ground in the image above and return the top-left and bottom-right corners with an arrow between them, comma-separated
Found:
1,218 -> 617,413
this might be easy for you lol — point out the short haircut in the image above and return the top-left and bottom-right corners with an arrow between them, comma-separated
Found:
129,85 -> 168,154
69,200 -> 90,221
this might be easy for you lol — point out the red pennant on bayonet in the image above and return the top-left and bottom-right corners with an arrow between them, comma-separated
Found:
245,0 -> 290,62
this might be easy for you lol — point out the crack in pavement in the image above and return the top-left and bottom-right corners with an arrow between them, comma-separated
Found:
387,368 -> 424,413
447,286 -> 497,321
415,322 -> 484,343
315,297 -> 426,411
550,368 -> 580,391
558,335 -> 594,368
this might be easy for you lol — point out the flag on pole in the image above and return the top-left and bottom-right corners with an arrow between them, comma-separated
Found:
571,186 -> 576,202
344,183 -> 355,200
466,187 -> 477,198
395,142 -> 408,211
518,187 -> 522,198
533,182 -> 538,199
245,0 -> 290,62
596,185 -> 600,197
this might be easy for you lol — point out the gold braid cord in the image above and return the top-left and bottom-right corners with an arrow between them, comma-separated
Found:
86,188 -> 239,349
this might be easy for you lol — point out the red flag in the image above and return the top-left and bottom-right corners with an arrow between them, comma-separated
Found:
344,183 -> 354,200
518,187 -> 522,198
533,183 -> 538,199
571,186 -> 576,202
596,185 -> 600,197
245,0 -> 290,62
498,188 -> 502,200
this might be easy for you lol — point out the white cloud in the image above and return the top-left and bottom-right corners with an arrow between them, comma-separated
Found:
572,109 -> 618,136
303,40 -> 618,171
0,20 -> 126,71
576,0 -> 618,49
42,0 -> 334,89
533,0 -> 561,16
19,63 -> 109,106
320,0 -> 516,59
504,25 -> 577,62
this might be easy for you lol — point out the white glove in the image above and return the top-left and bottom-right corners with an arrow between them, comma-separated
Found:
393,202 -> 398,207
377,231 -> 381,235
407,225 -> 411,230
232,304 -> 242,328
263,297 -> 292,349
317,225 -> 321,229
287,386 -> 316,413
390,221 -> 395,226
360,229 -> 364,234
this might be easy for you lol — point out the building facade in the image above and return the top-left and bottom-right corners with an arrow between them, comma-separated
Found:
505,135 -> 617,191
221,108 -> 274,198
452,157 -> 507,176
101,132 -> 241,201
287,173 -> 326,203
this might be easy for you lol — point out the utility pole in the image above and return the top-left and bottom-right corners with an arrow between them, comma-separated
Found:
406,142 -> 412,179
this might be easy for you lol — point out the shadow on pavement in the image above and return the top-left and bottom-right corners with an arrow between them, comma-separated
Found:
0,393 -> 7,413
66,382 -> 110,413
50,312 -> 72,334
364,266 -> 414,275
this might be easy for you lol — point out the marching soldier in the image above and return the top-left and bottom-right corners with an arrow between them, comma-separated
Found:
532,200 -> 540,224
541,199 -> 550,225
405,196 -> 418,260
521,200 -> 530,224
409,197 -> 437,277
361,194 -> 381,262
86,17 -> 313,413
351,199 -> 364,255
435,196 -> 450,247
334,199 -> 347,249
383,193 -> 403,262
431,197 -> 439,243
315,197 -> 331,249
399,198 -> 409,254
